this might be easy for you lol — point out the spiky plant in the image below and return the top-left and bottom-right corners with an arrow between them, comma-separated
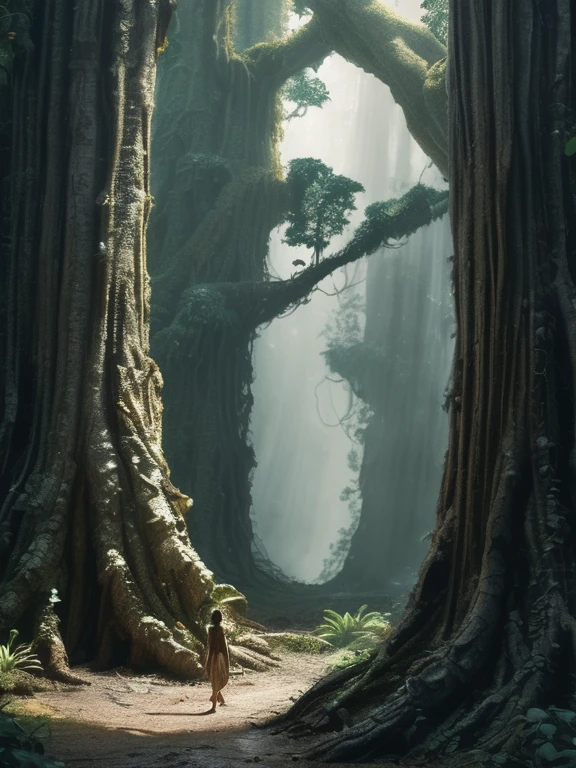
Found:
0,630 -> 43,674
313,605 -> 391,650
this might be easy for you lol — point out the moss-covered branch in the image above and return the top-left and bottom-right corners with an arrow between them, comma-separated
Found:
244,1 -> 447,172
243,15 -> 331,85
247,184 -> 448,326
165,185 -> 448,341
308,0 -> 447,174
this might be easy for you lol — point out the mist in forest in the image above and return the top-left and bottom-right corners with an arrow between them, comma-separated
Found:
250,0 -> 453,585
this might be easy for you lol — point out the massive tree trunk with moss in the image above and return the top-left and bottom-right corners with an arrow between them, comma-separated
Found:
281,1 -> 576,763
148,0 -> 308,588
148,0 -> 449,594
0,0 -> 262,681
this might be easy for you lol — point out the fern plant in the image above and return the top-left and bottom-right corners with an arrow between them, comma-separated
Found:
314,605 -> 391,650
0,629 -> 43,674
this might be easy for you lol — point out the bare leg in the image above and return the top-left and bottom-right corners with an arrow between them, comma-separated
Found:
217,691 -> 225,706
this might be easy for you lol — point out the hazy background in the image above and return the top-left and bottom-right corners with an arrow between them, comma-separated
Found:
250,0 -> 453,583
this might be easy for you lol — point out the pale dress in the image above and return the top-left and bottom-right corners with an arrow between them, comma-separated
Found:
205,624 -> 230,697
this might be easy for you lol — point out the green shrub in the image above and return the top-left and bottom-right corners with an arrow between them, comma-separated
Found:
0,670 -> 40,696
516,705 -> 576,767
313,605 -> 392,650
0,630 -> 42,674
259,633 -> 331,654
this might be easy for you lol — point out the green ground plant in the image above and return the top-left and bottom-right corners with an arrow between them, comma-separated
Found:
0,631 -> 42,675
314,605 -> 391,650
515,706 -> 576,768
259,632 -> 331,654
327,648 -> 372,673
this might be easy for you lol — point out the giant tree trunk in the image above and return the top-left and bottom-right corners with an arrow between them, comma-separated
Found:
0,0 -> 221,680
148,0 -> 294,588
280,1 -> 576,763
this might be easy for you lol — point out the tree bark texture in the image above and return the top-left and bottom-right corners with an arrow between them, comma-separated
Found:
0,0 -> 221,679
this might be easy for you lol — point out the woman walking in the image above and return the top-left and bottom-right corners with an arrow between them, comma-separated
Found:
205,609 -> 230,712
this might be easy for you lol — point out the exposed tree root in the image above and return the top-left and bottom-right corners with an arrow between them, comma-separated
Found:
229,645 -> 280,672
34,604 -> 89,687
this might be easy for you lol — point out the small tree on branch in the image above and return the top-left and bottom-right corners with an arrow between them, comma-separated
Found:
283,158 -> 365,266
283,69 -> 330,120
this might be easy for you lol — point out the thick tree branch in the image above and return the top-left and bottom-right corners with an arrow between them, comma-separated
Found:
244,2 -> 447,172
308,0 -> 447,174
243,16 -> 331,86
247,184 -> 448,327
170,185 -> 448,340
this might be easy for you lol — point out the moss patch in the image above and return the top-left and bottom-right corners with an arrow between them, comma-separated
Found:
260,632 -> 331,654
211,583 -> 249,615
326,648 -> 373,672
0,670 -> 54,696
2,696 -> 58,722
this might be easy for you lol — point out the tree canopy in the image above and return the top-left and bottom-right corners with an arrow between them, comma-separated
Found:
283,69 -> 330,120
283,158 -> 365,264
420,0 -> 449,45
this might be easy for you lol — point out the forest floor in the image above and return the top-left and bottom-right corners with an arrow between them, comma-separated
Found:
4,650 -> 445,768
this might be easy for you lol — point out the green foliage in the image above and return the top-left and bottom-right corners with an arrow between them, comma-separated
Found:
327,648 -> 371,672
261,633 -> 330,654
0,670 -> 51,696
0,631 -> 42,675
349,184 -> 448,258
518,705 -> 576,767
566,137 -> 576,156
283,69 -> 330,120
283,158 -> 364,263
0,703 -> 63,768
421,0 -> 449,45
314,605 -> 392,650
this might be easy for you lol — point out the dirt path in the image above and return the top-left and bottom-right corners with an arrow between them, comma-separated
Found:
21,652 -> 393,768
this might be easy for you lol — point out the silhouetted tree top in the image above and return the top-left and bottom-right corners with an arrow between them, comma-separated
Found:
283,158 -> 365,265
